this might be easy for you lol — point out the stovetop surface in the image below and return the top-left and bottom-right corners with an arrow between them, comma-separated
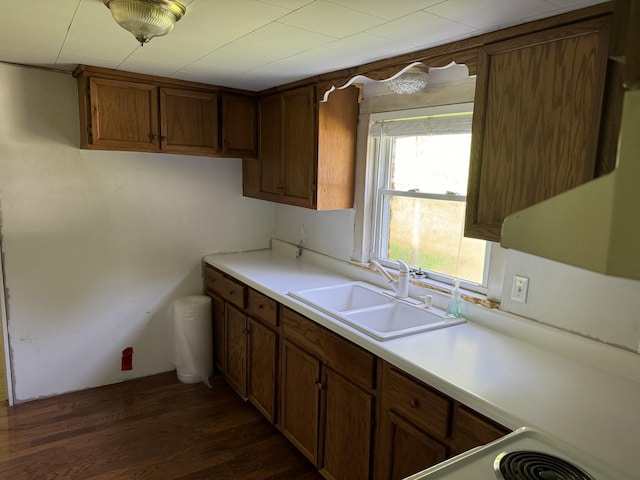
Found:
404,427 -> 628,480
495,450 -> 595,480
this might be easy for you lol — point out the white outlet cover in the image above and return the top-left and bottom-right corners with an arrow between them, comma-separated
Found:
511,275 -> 529,303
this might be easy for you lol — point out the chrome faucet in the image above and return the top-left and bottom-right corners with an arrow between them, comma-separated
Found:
370,259 -> 410,298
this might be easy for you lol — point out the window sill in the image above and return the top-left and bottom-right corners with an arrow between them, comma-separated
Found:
350,259 -> 499,310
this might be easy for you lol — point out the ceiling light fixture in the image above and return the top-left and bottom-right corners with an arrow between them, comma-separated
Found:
385,65 -> 430,95
103,0 -> 186,46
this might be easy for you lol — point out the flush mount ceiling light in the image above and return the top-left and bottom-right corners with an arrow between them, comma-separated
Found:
103,0 -> 186,46
385,65 -> 430,95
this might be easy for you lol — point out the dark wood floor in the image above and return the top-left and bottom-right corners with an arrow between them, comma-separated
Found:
0,372 -> 323,480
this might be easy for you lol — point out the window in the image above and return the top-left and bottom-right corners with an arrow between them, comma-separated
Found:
369,103 -> 488,291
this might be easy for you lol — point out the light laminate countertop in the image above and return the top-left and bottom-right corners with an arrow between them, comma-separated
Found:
204,247 -> 639,479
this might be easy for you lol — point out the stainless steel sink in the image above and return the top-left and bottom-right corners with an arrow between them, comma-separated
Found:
288,281 -> 465,341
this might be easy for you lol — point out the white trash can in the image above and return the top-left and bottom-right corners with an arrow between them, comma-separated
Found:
174,295 -> 213,385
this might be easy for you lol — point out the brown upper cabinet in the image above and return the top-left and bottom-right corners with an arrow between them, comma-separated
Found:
222,94 -> 258,157
160,87 -> 219,155
465,16 -> 612,242
243,84 -> 360,210
74,65 -> 257,159
83,77 -> 160,152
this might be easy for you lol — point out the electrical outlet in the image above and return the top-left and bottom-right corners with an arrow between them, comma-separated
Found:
511,275 -> 529,303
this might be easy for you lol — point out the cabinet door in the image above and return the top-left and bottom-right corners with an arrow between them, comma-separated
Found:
280,339 -> 322,465
258,93 -> 282,197
378,411 -> 448,480
225,304 -> 248,399
449,405 -> 509,455
222,95 -> 257,158
160,88 -> 219,155
211,295 -> 226,374
282,86 -> 316,207
247,318 -> 278,423
321,368 -> 374,480
89,77 -> 159,151
316,85 -> 359,210
465,17 -> 610,241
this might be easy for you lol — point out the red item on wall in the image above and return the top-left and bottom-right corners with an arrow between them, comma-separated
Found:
121,347 -> 133,370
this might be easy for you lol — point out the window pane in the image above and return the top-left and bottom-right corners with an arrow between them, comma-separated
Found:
382,196 -> 486,285
391,133 -> 472,194
373,109 -> 487,288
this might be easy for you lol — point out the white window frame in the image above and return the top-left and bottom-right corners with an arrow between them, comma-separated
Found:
368,102 -> 489,294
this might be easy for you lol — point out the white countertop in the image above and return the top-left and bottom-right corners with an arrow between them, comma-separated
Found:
204,246 -> 640,479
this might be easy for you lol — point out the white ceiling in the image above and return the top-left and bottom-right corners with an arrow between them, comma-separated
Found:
0,0 -> 605,92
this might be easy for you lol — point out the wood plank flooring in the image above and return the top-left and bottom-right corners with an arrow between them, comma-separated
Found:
0,372 -> 323,479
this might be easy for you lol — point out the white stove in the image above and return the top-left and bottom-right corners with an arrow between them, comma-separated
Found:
404,427 -> 629,480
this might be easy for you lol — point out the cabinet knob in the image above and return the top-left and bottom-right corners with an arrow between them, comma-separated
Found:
409,399 -> 419,408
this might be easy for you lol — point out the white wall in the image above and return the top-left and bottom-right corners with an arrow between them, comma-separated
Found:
0,64 -> 274,401
274,205 -> 354,261
501,250 -> 640,352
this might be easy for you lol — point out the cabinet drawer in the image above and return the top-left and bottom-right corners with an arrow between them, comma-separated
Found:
204,265 -> 221,295
384,364 -> 451,438
246,288 -> 278,327
282,307 -> 376,390
204,265 -> 246,309
450,405 -> 509,454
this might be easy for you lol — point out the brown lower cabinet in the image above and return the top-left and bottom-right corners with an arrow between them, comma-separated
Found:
247,317 -> 278,422
450,404 -> 509,456
280,339 -> 322,463
381,411 -> 447,480
322,367 -> 374,480
281,307 -> 376,480
377,362 -> 509,480
204,264 -> 510,480
211,295 -> 225,373
225,304 -> 248,399
279,345 -> 374,479
204,264 -> 279,423
377,363 -> 450,479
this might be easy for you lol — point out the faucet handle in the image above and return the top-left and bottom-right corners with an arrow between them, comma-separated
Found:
418,295 -> 433,309
370,259 -> 395,284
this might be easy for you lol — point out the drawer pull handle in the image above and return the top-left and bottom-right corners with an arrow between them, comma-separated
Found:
410,399 -> 419,408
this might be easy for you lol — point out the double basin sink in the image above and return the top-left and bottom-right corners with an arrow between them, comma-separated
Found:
288,281 -> 465,341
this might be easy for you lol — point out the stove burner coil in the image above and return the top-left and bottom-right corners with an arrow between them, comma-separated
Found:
494,451 -> 594,480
